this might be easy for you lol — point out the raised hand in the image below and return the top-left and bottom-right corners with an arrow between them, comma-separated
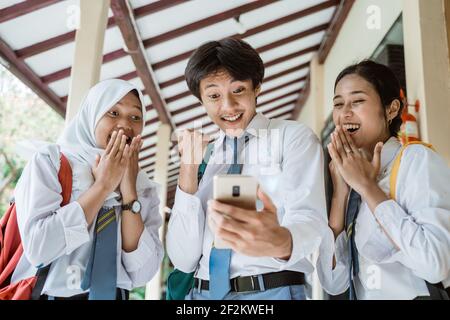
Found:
92,129 -> 131,194
327,126 -> 382,195
120,135 -> 142,201
177,129 -> 210,194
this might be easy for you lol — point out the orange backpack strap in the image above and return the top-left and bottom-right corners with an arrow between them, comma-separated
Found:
389,141 -> 435,200
58,153 -> 72,206
30,153 -> 72,300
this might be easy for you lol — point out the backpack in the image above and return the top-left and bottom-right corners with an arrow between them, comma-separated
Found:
165,143 -> 214,300
390,141 -> 449,300
0,153 -> 72,300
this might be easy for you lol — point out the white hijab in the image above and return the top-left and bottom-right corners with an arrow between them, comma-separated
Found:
56,79 -> 158,202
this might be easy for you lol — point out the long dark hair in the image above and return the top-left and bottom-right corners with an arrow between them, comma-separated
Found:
334,60 -> 404,137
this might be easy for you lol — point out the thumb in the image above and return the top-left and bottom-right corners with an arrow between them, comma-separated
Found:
94,154 -> 101,168
372,142 -> 383,173
257,187 -> 277,214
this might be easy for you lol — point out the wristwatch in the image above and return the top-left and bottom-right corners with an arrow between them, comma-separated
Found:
121,200 -> 142,214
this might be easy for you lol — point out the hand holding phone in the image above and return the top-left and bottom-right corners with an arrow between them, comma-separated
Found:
208,175 -> 257,249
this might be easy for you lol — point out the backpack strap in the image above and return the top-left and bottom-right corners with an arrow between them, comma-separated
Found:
30,153 -> 72,300
389,141 -> 434,200
388,141 -> 448,300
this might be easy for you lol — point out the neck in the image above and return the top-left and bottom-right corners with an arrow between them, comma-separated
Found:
363,134 -> 391,160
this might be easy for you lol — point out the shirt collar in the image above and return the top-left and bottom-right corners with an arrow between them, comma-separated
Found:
380,136 -> 402,175
215,112 -> 270,146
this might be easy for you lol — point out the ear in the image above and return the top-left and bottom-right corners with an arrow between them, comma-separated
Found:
386,99 -> 401,122
254,84 -> 261,97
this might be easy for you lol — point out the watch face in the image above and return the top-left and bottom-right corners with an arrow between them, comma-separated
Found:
131,201 -> 141,213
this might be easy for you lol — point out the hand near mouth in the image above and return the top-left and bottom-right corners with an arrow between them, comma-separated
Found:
120,135 -> 143,202
327,125 -> 382,195
92,129 -> 131,194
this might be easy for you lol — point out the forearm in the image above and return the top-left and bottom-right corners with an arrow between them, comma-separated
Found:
273,227 -> 292,260
178,164 -> 199,194
328,192 -> 348,239
77,182 -> 111,226
121,192 -> 145,252
359,181 -> 389,213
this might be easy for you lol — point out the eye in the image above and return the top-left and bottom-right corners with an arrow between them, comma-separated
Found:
208,93 -> 220,100
233,87 -> 245,94
108,110 -> 119,117
333,103 -> 344,109
131,115 -> 142,121
352,99 -> 365,105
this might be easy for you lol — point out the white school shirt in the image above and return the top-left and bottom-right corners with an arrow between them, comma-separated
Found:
317,137 -> 450,300
12,144 -> 164,297
166,113 -> 329,281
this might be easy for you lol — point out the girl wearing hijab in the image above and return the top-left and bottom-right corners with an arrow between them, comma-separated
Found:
11,79 -> 163,300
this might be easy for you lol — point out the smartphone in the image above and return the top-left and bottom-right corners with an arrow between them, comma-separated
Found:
210,175 -> 257,249
213,175 -> 257,210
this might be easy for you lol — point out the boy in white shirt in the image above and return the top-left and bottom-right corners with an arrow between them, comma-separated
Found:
166,38 -> 328,300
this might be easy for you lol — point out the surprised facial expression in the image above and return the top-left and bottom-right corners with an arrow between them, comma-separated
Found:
199,69 -> 260,137
94,92 -> 143,149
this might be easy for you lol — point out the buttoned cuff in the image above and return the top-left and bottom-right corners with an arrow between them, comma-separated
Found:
172,185 -> 203,216
122,227 -> 154,273
334,231 -> 349,264
271,224 -> 322,270
57,201 -> 90,255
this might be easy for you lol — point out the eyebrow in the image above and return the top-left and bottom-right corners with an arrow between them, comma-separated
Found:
333,90 -> 368,100
117,102 -> 142,113
203,78 -> 245,90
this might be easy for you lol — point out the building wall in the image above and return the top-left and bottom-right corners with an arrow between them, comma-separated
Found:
299,0 -> 403,134
299,0 -> 450,164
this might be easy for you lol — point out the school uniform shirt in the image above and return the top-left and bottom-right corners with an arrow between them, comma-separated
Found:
166,113 -> 329,282
317,137 -> 450,299
12,144 -> 164,297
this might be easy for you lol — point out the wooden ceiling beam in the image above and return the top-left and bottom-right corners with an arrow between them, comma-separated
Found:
0,0 -> 59,23
0,38 -> 65,117
111,0 -> 174,130
318,0 -> 355,63
39,0 -> 276,83
14,0 -> 184,59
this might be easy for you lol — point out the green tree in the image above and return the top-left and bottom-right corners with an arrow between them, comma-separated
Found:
0,64 -> 64,215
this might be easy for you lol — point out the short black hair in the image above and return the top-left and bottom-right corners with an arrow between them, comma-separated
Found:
185,38 -> 265,101
334,60 -> 404,137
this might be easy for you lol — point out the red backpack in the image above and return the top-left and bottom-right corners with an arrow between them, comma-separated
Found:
0,153 -> 72,300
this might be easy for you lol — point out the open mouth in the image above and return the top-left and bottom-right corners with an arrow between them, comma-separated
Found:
221,113 -> 243,122
107,132 -> 133,145
343,123 -> 361,134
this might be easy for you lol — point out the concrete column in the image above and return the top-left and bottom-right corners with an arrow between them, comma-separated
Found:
297,55 -> 325,300
403,0 -> 450,163
297,55 -> 325,137
145,123 -> 171,300
65,0 -> 110,123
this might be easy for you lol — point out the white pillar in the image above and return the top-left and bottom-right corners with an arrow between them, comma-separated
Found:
145,123 -> 171,300
65,0 -> 110,123
297,55 -> 325,137
403,0 -> 450,163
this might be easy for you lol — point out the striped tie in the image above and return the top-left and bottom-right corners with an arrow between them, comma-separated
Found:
345,189 -> 361,300
209,135 -> 249,299
81,206 -> 118,300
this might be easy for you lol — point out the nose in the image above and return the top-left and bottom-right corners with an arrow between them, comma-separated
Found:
342,102 -> 353,118
115,117 -> 133,134
221,93 -> 238,112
